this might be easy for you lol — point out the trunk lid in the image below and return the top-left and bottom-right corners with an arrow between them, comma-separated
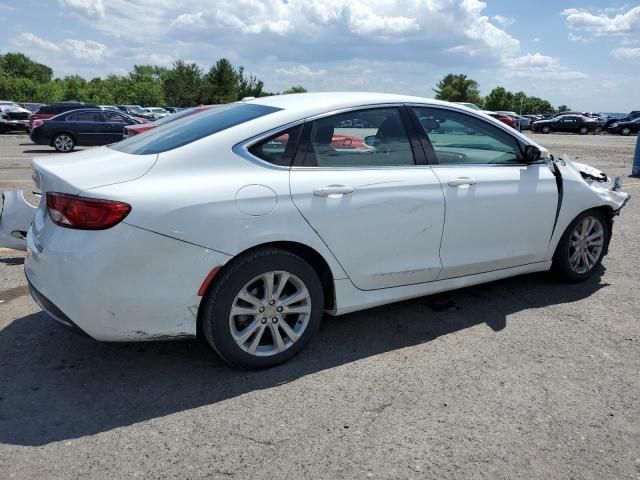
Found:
32,146 -> 158,195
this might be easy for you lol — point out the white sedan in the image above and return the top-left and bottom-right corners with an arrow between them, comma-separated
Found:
17,92 -> 629,368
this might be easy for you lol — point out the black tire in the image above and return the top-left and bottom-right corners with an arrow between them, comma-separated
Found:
595,126 -> 602,134
579,126 -> 588,135
552,209 -> 610,282
200,247 -> 324,369
542,126 -> 550,134
621,127 -> 631,136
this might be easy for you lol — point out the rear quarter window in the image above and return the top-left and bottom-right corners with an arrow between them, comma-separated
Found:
110,103 -> 281,155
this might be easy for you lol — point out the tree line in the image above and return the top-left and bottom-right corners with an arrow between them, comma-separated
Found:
1,52 -> 565,113
0,52 -> 306,107
433,73 -> 559,114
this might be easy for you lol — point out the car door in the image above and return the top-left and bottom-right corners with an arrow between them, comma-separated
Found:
560,116 -> 577,132
289,106 -> 446,290
66,112 -> 105,145
102,111 -> 131,143
411,106 -> 558,279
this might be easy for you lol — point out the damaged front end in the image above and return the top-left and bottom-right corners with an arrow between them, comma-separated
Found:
567,159 -> 630,212
0,190 -> 38,251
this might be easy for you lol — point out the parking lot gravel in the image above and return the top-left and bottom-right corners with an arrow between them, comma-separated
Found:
1,132 -> 639,479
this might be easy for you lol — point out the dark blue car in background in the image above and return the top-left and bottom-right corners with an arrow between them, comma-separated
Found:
29,108 -> 143,152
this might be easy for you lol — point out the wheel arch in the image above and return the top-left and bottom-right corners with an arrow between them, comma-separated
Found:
196,241 -> 337,336
552,205 -> 614,258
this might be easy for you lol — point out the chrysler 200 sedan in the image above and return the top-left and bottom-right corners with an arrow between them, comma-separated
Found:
21,93 -> 629,368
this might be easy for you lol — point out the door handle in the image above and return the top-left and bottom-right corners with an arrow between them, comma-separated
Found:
447,177 -> 477,187
313,186 -> 355,197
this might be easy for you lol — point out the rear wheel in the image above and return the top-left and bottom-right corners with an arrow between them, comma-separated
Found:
542,126 -> 550,134
200,247 -> 324,369
621,127 -> 631,136
53,133 -> 75,152
552,210 -> 609,282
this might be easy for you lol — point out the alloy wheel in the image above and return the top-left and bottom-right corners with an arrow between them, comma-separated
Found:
229,271 -> 312,357
54,135 -> 73,152
568,215 -> 604,274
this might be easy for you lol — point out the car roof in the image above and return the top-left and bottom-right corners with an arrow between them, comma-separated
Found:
247,92 -> 463,117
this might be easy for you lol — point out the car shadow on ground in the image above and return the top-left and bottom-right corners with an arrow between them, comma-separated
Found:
0,269 -> 607,446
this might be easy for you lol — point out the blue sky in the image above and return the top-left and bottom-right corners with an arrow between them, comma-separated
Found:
0,0 -> 638,111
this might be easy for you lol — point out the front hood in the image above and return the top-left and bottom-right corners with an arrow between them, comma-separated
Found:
32,146 -> 158,194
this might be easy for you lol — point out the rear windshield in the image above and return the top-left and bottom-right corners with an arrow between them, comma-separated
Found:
110,103 -> 280,155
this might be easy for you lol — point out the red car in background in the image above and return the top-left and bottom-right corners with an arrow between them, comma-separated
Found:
124,105 -> 219,137
487,112 -> 516,129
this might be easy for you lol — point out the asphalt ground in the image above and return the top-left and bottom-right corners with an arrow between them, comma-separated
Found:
1,131 -> 639,479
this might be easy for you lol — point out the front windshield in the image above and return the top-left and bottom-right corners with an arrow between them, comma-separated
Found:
110,103 -> 280,155
130,106 -> 147,114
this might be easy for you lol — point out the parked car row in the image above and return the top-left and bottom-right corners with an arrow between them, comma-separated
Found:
0,100 -> 189,134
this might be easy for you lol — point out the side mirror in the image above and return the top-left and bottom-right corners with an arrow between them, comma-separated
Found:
524,145 -> 541,163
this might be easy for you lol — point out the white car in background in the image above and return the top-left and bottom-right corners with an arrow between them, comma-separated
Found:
4,92 -> 630,369
146,107 -> 171,120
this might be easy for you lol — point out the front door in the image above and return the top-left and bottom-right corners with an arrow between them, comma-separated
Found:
289,106 -> 445,290
411,106 -> 558,279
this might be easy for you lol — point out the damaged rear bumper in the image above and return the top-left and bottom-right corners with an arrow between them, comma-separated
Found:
0,190 -> 38,251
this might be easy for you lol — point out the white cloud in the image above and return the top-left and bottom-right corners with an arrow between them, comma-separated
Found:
612,46 -> 640,61
492,15 -> 514,27
61,39 -> 107,63
275,65 -> 327,78
562,6 -> 640,38
10,33 -> 107,72
170,12 -> 205,28
59,0 -> 106,19
505,53 -> 588,81
15,32 -> 61,52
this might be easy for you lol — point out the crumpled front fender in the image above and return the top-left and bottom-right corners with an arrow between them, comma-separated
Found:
0,190 -> 38,251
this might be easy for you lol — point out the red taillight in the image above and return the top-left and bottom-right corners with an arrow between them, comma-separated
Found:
33,119 -> 44,128
46,192 -> 131,230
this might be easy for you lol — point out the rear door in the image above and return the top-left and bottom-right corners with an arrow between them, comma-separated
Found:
411,106 -> 558,279
66,112 -> 106,145
289,106 -> 445,290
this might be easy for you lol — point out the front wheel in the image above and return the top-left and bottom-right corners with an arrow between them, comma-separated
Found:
542,126 -> 551,134
579,126 -> 588,135
621,127 -> 631,136
200,247 -> 324,369
53,133 -> 75,152
552,210 -> 609,282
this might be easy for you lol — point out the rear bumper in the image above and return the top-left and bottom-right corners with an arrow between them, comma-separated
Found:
1,119 -> 28,130
27,280 -> 91,337
25,217 -> 232,341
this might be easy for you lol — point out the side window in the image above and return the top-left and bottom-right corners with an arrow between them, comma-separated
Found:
67,112 -> 102,122
303,107 -> 414,167
248,125 -> 302,167
412,107 -> 522,165
104,111 -> 128,123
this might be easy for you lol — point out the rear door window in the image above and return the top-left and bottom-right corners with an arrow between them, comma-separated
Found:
110,103 -> 281,155
301,107 -> 415,167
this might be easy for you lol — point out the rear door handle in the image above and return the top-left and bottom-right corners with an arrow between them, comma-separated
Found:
313,186 -> 355,197
447,177 -> 477,187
